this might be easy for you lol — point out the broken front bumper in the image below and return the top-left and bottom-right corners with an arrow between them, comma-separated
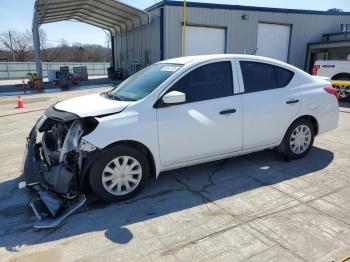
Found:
28,185 -> 86,229
23,125 -> 86,229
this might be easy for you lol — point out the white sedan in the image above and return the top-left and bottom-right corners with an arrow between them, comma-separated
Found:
24,55 -> 339,227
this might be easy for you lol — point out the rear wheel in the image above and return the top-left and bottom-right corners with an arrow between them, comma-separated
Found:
88,145 -> 150,202
279,119 -> 315,159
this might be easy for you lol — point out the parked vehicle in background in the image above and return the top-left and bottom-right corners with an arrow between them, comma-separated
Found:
23,54 -> 339,228
312,60 -> 350,99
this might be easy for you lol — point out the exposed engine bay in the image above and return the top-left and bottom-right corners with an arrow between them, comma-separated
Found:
22,105 -> 100,228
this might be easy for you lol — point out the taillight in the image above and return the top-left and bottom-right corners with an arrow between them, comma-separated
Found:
323,87 -> 339,99
312,65 -> 320,75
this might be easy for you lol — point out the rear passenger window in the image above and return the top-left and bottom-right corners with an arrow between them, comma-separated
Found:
169,61 -> 233,103
240,61 -> 278,93
240,61 -> 294,93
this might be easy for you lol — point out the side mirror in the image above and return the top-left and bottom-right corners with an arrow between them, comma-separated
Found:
158,91 -> 186,107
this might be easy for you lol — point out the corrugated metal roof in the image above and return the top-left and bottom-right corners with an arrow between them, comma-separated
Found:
34,0 -> 150,32
147,0 -> 350,16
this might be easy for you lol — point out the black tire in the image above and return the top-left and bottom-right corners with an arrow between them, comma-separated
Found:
278,118 -> 315,159
88,144 -> 150,202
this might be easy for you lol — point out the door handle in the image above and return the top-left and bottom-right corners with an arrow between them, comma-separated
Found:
220,109 -> 236,115
286,99 -> 299,104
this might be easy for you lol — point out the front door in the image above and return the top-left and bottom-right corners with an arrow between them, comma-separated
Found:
157,61 -> 243,166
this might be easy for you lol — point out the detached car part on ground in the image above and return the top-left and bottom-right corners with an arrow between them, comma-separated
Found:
21,54 -> 339,228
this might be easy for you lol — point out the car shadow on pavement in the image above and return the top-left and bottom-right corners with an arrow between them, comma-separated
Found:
0,146 -> 334,251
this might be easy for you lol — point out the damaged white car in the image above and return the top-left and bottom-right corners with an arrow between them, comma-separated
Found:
22,54 -> 339,228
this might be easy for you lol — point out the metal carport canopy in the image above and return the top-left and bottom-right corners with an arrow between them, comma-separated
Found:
32,0 -> 150,79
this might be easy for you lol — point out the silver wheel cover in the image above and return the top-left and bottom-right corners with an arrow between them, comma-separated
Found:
102,156 -> 142,196
290,124 -> 312,154
338,85 -> 350,99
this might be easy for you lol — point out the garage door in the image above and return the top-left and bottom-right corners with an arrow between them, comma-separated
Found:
182,26 -> 226,56
257,23 -> 291,62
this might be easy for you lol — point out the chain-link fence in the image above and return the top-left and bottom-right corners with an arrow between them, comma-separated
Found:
0,62 -> 110,79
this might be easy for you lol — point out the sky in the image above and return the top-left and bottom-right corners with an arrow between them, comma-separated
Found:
0,0 -> 349,47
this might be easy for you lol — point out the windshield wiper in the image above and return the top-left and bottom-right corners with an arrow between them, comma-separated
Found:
102,91 -> 137,102
103,91 -> 121,101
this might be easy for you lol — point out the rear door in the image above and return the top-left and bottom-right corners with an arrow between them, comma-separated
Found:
237,60 -> 300,149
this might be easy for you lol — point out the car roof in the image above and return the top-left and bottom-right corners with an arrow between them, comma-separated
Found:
159,54 -> 290,67
159,54 -> 236,65
158,54 -> 312,80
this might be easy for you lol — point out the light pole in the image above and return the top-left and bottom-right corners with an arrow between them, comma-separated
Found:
33,10 -> 43,81
182,0 -> 187,56
8,31 -> 16,62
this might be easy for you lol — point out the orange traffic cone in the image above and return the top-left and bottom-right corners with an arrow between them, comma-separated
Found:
17,95 -> 24,109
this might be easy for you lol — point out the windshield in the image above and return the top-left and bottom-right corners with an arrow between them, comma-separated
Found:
105,63 -> 182,101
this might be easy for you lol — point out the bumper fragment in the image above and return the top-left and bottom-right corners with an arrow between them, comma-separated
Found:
32,194 -> 86,229
23,128 -> 45,185
34,195 -> 86,229
27,184 -> 86,229
23,125 -> 85,228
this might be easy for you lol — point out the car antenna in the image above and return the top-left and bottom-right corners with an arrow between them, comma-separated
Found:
251,48 -> 258,55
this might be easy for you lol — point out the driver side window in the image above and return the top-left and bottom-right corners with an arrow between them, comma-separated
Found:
168,61 -> 234,103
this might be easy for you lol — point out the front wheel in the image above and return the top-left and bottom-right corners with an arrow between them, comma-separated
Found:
279,119 -> 315,159
88,145 -> 150,202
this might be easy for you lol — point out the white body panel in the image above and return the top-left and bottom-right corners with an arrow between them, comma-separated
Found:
314,60 -> 350,79
235,58 -> 301,149
55,94 -> 130,117
297,79 -> 339,135
54,54 -> 338,177
157,95 -> 243,165
257,23 -> 291,62
183,26 -> 226,56
241,87 -> 301,149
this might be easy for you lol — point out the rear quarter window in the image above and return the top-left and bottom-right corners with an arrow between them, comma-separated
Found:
275,67 -> 294,87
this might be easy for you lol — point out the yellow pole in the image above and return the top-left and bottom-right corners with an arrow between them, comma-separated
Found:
182,0 -> 187,56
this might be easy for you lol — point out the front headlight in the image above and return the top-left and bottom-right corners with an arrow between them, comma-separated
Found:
59,120 -> 83,162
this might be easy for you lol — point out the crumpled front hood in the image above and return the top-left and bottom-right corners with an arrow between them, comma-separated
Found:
54,93 -> 131,117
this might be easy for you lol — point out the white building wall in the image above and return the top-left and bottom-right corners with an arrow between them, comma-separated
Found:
163,5 -> 350,69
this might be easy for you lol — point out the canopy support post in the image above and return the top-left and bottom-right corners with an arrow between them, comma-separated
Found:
33,13 -> 42,81
111,32 -> 115,68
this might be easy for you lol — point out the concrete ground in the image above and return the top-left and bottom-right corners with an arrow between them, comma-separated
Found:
0,87 -> 350,262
